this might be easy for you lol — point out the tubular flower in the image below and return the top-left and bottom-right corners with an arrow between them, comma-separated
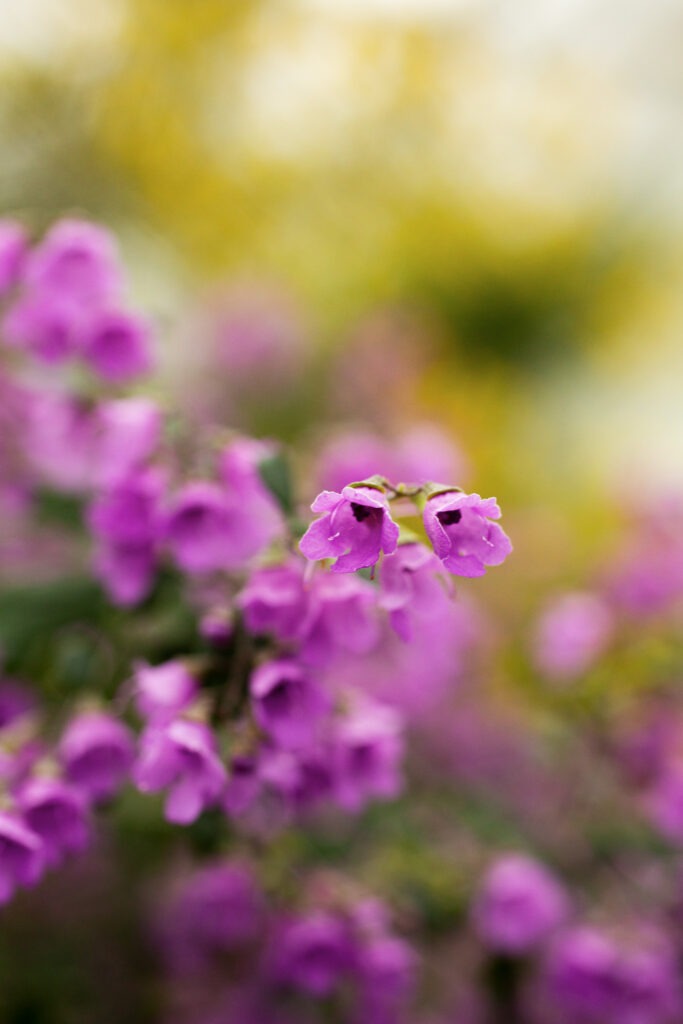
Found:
300,486 -> 399,573
423,490 -> 512,577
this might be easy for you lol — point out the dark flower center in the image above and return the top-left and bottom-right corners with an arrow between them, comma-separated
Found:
351,502 -> 377,523
437,509 -> 462,526
263,679 -> 293,717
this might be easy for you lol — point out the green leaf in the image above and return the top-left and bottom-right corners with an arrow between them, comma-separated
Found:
258,452 -> 294,516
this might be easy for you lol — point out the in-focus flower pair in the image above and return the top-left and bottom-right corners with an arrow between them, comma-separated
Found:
299,482 -> 512,577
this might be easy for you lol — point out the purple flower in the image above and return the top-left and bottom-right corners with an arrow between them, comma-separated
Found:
274,912 -> 353,996
3,291 -> 85,364
472,854 -> 568,955
533,592 -> 614,681
93,540 -> 158,607
23,390 -> 101,492
300,486 -> 399,573
0,678 -> 36,729
356,935 -> 417,1024
133,718 -> 226,824
217,439 -> 284,553
333,702 -> 403,812
223,754 -> 262,817
256,742 -> 334,816
88,468 -> 163,605
423,491 -> 512,577
250,660 -> 329,749
88,468 -> 163,547
22,391 -> 158,497
83,309 -> 153,383
160,860 -> 265,971
0,219 -> 27,296
379,543 -> 451,641
133,660 -> 197,722
647,766 -> 683,842
165,482 -> 238,573
238,561 -> 308,643
544,927 -> 621,1022
18,776 -> 89,868
94,397 -> 161,487
24,218 -> 121,300
543,927 -> 680,1024
0,811 -> 44,905
301,572 -> 380,665
315,424 -> 467,495
59,711 -> 134,803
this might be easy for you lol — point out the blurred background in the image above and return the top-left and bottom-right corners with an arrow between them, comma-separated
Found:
2,3 -> 683,1021
1,0 -> 682,504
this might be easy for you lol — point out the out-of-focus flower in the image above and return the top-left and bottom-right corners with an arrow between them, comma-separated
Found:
300,486 -> 399,573
423,491 -> 512,577
132,660 -> 197,722
94,397 -> 161,487
647,765 -> 683,842
159,860 -> 265,972
316,423 -> 467,496
22,392 -> 161,494
18,776 -> 89,868
301,572 -> 380,665
274,912 -> 353,996
59,711 -> 134,803
83,309 -> 153,383
88,467 -> 164,605
0,811 -> 44,904
356,934 -> 417,1024
380,542 -> 451,642
165,481 -> 239,574
166,444 -> 282,575
133,718 -> 226,824
23,218 -> 121,301
3,291 -> 85,364
472,854 -> 568,955
533,592 -> 615,681
332,701 -> 403,812
250,660 -> 329,750
238,560 -> 308,643
543,926 -> 680,1024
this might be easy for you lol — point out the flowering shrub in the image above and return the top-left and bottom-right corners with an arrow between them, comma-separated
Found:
2,217 -> 683,1024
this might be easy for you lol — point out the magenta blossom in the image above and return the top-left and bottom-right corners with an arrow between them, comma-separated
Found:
133,660 -> 197,722
301,572 -> 380,665
0,811 -> 44,904
83,309 -> 153,383
89,468 -> 163,605
133,718 -> 226,825
300,486 -> 399,573
24,218 -> 121,300
423,491 -> 512,577
159,860 -> 265,972
380,542 -> 452,641
3,291 -> 85,365
250,660 -> 329,750
332,701 -> 403,812
238,561 -> 308,643
58,712 -> 134,803
274,912 -> 354,996
165,457 -> 282,575
543,926 -> 681,1024
18,776 -> 89,868
533,591 -> 614,681
472,854 -> 568,955
94,397 -> 161,487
